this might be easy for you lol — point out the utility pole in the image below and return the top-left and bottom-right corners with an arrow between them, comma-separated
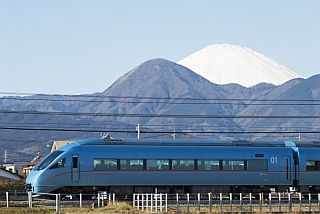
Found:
295,133 -> 301,142
4,150 -> 7,163
136,124 -> 140,140
171,129 -> 176,140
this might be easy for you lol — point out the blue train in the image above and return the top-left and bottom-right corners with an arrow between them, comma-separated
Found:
26,137 -> 320,195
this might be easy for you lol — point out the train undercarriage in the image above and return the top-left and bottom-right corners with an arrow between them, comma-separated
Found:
54,185 -> 293,196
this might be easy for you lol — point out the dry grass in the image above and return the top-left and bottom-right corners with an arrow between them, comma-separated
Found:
1,202 -> 320,213
62,202 -> 140,214
0,207 -> 53,214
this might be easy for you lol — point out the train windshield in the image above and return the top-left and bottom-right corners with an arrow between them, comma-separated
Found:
34,151 -> 64,170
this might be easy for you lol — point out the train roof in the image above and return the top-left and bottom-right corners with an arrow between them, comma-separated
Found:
69,138 -> 293,147
57,137 -> 320,151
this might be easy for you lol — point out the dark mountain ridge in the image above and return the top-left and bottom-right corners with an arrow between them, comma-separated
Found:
0,59 -> 319,161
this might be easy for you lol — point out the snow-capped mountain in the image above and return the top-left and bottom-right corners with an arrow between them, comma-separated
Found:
178,44 -> 302,87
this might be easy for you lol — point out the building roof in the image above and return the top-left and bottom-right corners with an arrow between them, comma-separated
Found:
51,140 -> 74,152
0,168 -> 21,180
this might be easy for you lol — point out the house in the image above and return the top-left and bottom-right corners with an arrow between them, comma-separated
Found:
0,168 -> 21,181
2,163 -> 16,173
22,153 -> 42,177
51,140 -> 74,151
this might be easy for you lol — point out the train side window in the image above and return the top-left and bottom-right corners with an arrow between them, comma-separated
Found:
146,160 -> 169,170
72,156 -> 78,168
93,159 -> 117,170
120,159 -> 144,170
198,160 -> 220,170
172,160 -> 195,171
247,159 -> 268,171
50,158 -> 66,169
306,160 -> 320,171
222,160 -> 245,171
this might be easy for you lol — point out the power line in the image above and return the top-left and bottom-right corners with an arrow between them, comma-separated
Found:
2,122 -> 320,133
1,91 -> 320,102
3,121 -> 320,129
1,109 -> 320,119
0,138 -> 50,143
1,96 -> 320,106
0,126 -> 319,134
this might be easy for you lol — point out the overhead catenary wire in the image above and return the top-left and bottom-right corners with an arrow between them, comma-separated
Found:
1,96 -> 320,106
3,121 -> 320,129
0,91 -> 320,103
1,109 -> 320,119
1,126 -> 320,134
0,91 -> 319,139
3,121 -> 320,132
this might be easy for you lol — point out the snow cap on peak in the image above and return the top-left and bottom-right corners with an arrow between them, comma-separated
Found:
178,44 -> 302,87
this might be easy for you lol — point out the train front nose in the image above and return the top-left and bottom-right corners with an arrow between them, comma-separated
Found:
26,169 -> 41,192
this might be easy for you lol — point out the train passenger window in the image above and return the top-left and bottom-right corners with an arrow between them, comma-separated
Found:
120,159 -> 144,170
146,160 -> 169,170
306,160 -> 320,171
222,160 -> 245,171
93,159 -> 117,170
197,160 -> 220,170
172,160 -> 195,171
247,159 -> 268,171
50,158 -> 66,169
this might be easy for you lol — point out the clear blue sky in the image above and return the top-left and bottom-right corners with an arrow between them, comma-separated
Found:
0,0 -> 319,94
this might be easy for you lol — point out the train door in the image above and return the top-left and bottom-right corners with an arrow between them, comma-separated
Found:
72,155 -> 80,182
282,155 -> 292,182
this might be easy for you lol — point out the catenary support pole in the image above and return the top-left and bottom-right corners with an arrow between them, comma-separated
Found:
269,193 -> 272,212
55,194 -> 59,214
6,192 -> 9,208
299,192 -> 302,212
240,193 -> 243,213
278,192 -> 281,212
220,193 -> 223,213
187,193 -> 190,213
309,193 -> 311,212
259,192 -> 262,212
249,193 -> 252,213
165,193 -> 168,213
133,194 -> 136,208
288,192 -> 291,212
208,193 -> 212,213
318,193 -> 320,212
97,192 -> 100,208
176,193 -> 179,213
28,191 -> 32,208
160,193 -> 163,212
198,193 -> 201,211
230,193 -> 232,213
